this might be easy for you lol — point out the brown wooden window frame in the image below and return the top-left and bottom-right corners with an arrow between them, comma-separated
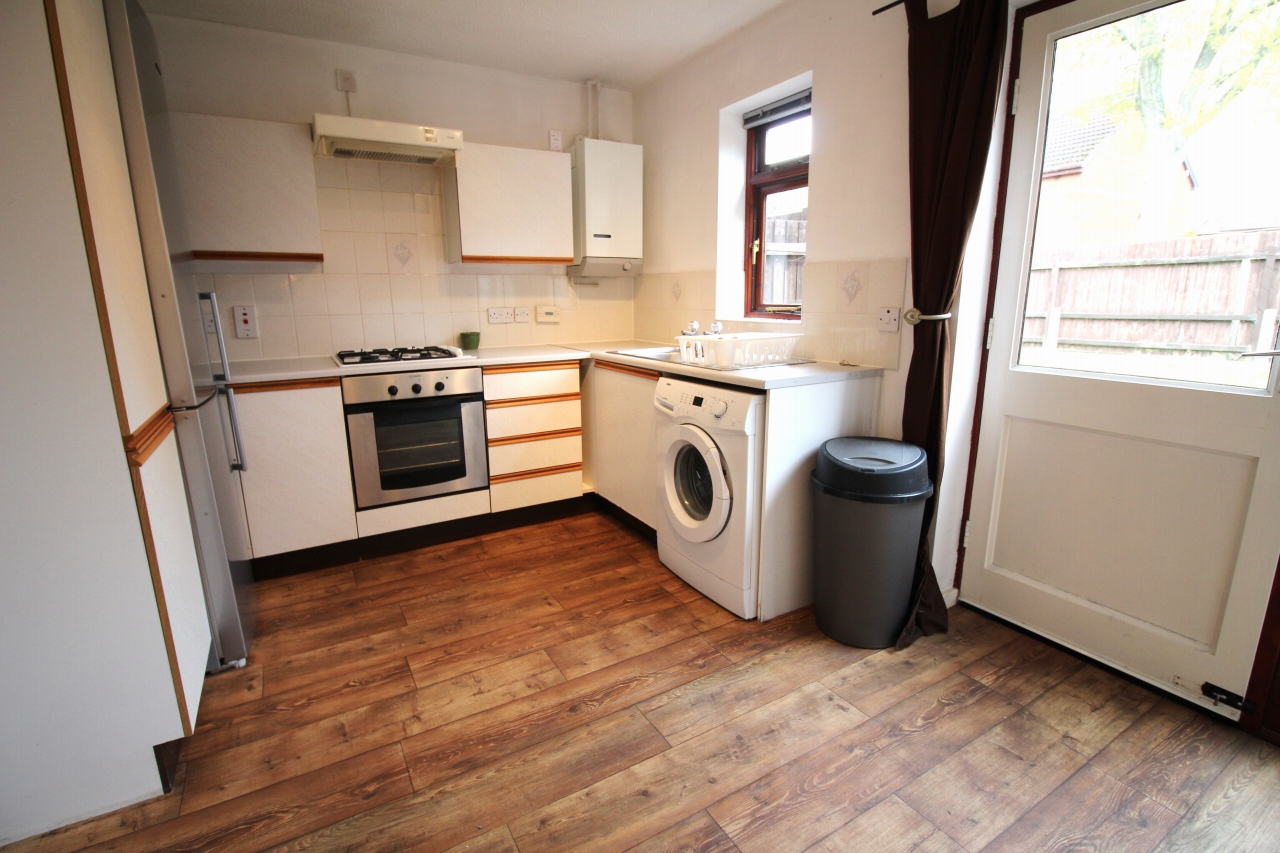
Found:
744,109 -> 810,320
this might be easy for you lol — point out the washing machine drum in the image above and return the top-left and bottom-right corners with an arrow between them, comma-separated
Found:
662,424 -> 731,543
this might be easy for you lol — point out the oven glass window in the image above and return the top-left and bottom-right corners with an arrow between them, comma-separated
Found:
372,401 -> 467,491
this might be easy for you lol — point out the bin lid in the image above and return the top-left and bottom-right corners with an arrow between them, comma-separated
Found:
815,437 -> 932,502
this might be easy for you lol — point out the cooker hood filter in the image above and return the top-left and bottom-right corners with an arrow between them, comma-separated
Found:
313,114 -> 463,164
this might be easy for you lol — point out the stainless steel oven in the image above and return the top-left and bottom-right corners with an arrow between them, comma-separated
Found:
342,368 -> 488,509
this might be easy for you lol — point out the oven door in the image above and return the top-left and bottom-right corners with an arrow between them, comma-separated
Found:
346,393 -> 488,509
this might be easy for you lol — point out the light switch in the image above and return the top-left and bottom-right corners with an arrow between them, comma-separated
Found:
487,307 -> 514,324
514,306 -> 531,323
878,307 -> 900,333
549,130 -> 563,152
233,305 -> 258,339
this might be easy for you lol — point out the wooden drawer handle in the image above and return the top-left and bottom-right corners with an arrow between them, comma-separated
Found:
595,360 -> 660,381
485,392 -> 581,409
490,462 -> 583,485
482,361 -> 581,375
229,377 -> 341,393
488,427 -> 582,447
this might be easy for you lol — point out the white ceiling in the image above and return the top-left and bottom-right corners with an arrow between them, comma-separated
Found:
137,0 -> 795,89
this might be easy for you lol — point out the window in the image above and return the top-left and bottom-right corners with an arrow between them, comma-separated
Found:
744,90 -> 811,318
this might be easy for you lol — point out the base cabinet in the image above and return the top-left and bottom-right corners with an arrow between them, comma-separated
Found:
233,382 -> 358,557
589,362 -> 660,528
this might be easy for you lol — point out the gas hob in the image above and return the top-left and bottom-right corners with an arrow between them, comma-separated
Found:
333,346 -> 472,366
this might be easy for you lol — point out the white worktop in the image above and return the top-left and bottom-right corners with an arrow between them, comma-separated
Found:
220,340 -> 882,390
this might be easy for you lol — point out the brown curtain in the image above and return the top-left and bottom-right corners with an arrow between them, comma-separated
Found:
896,0 -> 1007,648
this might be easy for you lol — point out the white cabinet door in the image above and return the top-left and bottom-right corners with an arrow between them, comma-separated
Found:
589,362 -> 660,528
573,138 -> 643,263
234,382 -> 358,557
442,142 -> 574,263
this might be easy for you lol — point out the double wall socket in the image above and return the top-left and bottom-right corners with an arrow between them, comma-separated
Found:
487,307 -> 514,324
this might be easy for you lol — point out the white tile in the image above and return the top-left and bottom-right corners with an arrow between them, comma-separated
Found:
345,159 -> 381,191
506,274 -> 553,306
294,314 -> 333,356
362,313 -> 395,349
506,317 -> 533,346
420,274 -> 451,313
412,165 -> 440,194
393,313 -> 426,347
423,312 -> 453,347
418,235 -> 445,273
478,275 -> 505,310
382,192 -> 415,233
446,274 -> 478,313
252,274 -> 292,316
316,187 -> 352,232
213,273 -> 255,306
379,163 -> 413,193
482,319 -> 510,348
349,190 -> 385,233
259,316 -> 298,358
553,275 -> 579,309
870,258 -> 909,308
222,333 -> 261,362
314,156 -> 346,189
427,195 -> 443,235
390,275 -> 422,313
321,231 -> 357,274
354,232 -> 389,274
385,234 -> 419,274
329,315 -> 364,351
553,308 -> 579,342
358,274 -> 392,314
289,274 -> 328,315
325,273 -> 360,314
451,311 -> 481,339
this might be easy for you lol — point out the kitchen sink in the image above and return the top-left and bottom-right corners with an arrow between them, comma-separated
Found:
610,347 -> 686,363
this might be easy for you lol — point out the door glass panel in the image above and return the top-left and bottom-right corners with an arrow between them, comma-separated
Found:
674,444 -> 714,520
1019,0 -> 1280,389
762,186 -> 808,305
373,401 -> 466,491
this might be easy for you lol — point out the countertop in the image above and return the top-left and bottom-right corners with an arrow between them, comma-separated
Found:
222,340 -> 883,390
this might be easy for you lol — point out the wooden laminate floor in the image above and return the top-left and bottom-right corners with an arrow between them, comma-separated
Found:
10,510 -> 1280,853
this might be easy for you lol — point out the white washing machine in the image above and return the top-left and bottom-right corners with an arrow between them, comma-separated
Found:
653,377 -> 764,619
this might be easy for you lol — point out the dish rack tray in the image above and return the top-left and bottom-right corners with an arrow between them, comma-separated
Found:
678,332 -> 801,368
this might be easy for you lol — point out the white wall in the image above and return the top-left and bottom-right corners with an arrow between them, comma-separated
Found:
0,1 -> 182,842
632,0 -> 914,438
148,14 -> 632,148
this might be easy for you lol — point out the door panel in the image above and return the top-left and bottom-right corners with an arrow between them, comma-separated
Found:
962,0 -> 1280,718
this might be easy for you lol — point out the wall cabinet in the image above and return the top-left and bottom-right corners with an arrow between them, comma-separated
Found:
483,362 -> 584,512
588,361 -> 660,528
572,138 -> 643,264
151,111 -> 323,264
232,381 -> 358,557
442,142 -> 573,264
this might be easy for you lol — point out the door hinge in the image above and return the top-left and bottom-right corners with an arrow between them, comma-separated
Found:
1201,682 -> 1256,713
962,519 -> 971,549
1010,78 -> 1021,116
985,318 -> 994,349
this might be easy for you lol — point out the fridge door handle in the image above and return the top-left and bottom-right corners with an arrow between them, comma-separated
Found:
200,291 -> 233,382
223,387 -> 247,472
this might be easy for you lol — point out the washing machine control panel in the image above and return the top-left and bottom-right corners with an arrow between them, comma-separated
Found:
654,378 -> 760,434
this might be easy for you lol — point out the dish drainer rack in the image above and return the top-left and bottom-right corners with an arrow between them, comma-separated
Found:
677,332 -> 801,368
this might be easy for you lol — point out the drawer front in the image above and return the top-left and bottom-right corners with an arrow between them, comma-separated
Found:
486,398 -> 581,439
490,469 -> 584,513
355,490 -> 491,538
488,434 -> 582,477
483,365 -> 580,401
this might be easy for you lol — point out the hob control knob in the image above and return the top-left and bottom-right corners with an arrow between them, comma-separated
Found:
434,381 -> 445,392
387,385 -> 398,396
411,384 -> 422,394
708,399 -> 729,418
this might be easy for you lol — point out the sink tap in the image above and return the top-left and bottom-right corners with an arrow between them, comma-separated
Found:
709,321 -> 724,335
684,320 -> 700,336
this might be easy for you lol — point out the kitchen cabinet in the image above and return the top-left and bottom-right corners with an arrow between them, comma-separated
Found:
483,362 -> 585,512
571,138 -> 643,264
587,361 -> 660,528
232,380 -> 358,557
151,111 -> 323,265
441,142 -> 574,264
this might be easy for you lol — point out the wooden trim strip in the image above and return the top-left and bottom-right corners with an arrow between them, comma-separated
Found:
485,392 -> 581,409
44,0 -> 189,735
488,427 -> 583,447
124,404 -> 176,468
482,361 -> 581,375
489,461 -> 583,485
230,377 -> 342,393
595,360 -> 661,381
172,250 -> 325,264
461,255 -> 574,265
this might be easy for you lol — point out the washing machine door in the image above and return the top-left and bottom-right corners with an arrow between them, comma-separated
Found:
661,423 -> 731,543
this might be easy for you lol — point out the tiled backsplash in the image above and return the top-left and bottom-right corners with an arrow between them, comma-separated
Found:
181,158 -> 634,361
634,259 -> 909,369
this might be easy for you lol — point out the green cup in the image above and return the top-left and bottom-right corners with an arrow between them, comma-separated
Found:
459,331 -> 480,351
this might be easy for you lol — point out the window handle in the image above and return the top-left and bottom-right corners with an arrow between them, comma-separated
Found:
751,238 -> 760,265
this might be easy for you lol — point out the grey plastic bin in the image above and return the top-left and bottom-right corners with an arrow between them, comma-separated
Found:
810,437 -> 934,649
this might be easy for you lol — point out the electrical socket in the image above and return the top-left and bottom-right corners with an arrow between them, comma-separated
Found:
535,305 -> 561,323
233,305 -> 258,339
335,69 -> 357,92
514,306 -> 531,323
549,130 -> 562,152
878,307 -> 900,333
487,307 -> 514,324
